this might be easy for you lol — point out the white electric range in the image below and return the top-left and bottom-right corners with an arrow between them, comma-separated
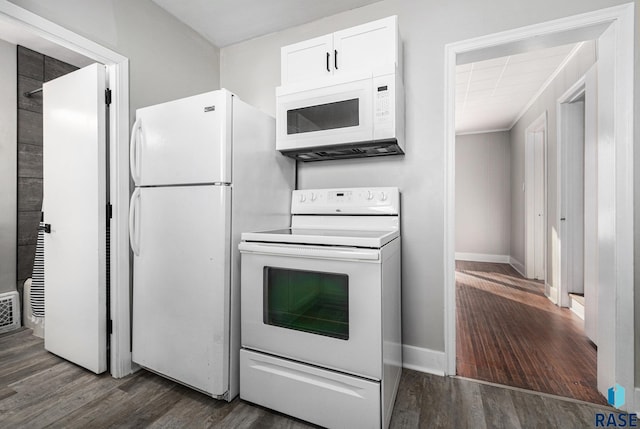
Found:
239,187 -> 402,429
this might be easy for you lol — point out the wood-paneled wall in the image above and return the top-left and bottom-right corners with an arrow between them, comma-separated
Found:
16,46 -> 77,292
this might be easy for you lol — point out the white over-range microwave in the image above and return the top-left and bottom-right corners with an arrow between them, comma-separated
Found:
275,65 -> 404,161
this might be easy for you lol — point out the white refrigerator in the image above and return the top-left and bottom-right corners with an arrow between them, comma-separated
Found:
129,89 -> 294,400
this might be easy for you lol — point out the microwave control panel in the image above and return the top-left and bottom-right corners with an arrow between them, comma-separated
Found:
372,72 -> 397,142
375,85 -> 391,123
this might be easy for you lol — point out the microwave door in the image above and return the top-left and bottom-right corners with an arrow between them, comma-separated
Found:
287,98 -> 359,136
276,79 -> 373,152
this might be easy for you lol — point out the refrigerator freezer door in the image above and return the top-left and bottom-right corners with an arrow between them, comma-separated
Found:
132,90 -> 232,186
132,185 -> 231,397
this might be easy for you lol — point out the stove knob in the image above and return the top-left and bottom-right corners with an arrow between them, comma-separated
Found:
299,193 -> 306,202
367,191 -> 374,200
380,192 -> 387,201
311,192 -> 317,201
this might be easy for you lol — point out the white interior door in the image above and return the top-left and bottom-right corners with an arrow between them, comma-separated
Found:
559,99 -> 585,307
524,113 -> 546,285
533,131 -> 545,280
43,63 -> 107,374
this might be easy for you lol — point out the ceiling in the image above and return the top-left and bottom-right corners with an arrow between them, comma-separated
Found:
152,0 -> 383,47
456,43 -> 579,135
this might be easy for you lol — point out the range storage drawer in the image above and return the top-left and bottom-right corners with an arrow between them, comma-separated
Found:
240,349 -> 380,428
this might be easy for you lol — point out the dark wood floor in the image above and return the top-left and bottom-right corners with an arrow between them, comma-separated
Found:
0,327 -> 615,428
456,260 -> 606,405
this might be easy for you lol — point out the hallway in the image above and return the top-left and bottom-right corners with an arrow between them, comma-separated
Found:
455,260 -> 606,405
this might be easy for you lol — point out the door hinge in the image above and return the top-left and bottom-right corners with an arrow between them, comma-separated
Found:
106,203 -> 113,219
105,88 -> 112,106
107,319 -> 113,334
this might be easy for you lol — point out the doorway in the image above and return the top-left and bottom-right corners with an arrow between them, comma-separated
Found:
557,66 -> 599,343
445,3 -> 635,409
525,113 -> 547,286
453,40 -> 599,402
0,1 -> 132,377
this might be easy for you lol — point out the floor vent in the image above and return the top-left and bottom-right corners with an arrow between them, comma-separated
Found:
0,291 -> 21,334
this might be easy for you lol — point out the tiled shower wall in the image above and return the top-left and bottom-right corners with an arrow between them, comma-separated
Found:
16,46 -> 77,293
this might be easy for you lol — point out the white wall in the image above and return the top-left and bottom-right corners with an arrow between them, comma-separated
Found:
0,39 -> 16,295
220,0 -> 632,359
510,41 -> 597,290
456,132 -> 511,259
8,0 -> 221,114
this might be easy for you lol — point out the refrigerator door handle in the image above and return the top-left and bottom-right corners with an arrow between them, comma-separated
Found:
129,188 -> 141,256
129,118 -> 142,184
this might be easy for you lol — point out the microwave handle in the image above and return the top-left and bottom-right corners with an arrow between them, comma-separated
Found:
334,49 -> 338,70
326,52 -> 330,72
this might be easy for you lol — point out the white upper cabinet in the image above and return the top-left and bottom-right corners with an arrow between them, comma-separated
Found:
281,34 -> 333,84
332,16 -> 398,75
281,16 -> 398,85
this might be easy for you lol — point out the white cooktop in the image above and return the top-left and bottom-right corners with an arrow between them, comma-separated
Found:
242,187 -> 401,248
241,227 -> 399,248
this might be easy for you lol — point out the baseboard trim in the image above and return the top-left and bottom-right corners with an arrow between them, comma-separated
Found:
509,257 -> 526,277
546,283 -> 558,304
402,345 -> 446,376
455,252 -> 510,263
569,298 -> 585,320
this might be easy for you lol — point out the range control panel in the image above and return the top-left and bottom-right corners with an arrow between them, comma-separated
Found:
291,187 -> 400,215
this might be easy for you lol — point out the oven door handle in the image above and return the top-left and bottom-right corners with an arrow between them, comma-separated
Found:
238,242 -> 380,261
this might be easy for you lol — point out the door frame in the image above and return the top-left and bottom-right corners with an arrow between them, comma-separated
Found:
0,1 -> 132,377
444,3 -> 634,408
556,77 -> 587,309
524,112 -> 547,286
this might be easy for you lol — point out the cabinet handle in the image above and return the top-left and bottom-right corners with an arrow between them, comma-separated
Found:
326,52 -> 330,72
334,49 -> 338,70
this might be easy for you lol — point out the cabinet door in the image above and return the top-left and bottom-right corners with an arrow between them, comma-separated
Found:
333,16 -> 397,75
281,34 -> 333,85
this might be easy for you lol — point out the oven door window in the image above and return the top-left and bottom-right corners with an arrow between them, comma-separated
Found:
264,267 -> 349,340
287,98 -> 359,135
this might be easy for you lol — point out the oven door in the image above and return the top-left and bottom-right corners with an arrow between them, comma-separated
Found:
276,74 -> 373,152
239,242 -> 382,380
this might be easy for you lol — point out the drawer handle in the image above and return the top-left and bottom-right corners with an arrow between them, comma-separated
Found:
251,360 -> 364,398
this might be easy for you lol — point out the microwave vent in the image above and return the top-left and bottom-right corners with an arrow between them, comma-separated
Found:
281,139 -> 404,162
318,148 -> 365,157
